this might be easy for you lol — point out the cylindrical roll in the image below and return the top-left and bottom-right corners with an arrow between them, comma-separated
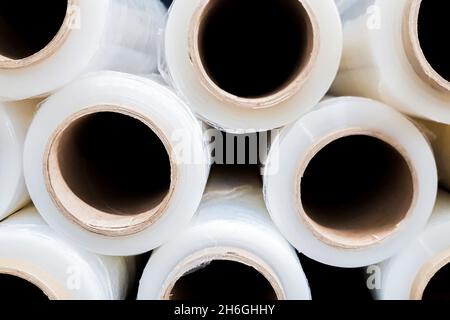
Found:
138,167 -> 311,300
0,0 -> 166,101
0,100 -> 35,220
0,206 -> 135,300
332,0 -> 450,124
263,96 -> 437,268
374,191 -> 450,300
163,0 -> 342,133
416,119 -> 450,191
24,71 -> 210,256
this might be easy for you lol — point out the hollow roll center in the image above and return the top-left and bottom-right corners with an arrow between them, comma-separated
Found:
422,263 -> 450,300
299,134 -> 415,249
46,108 -> 173,236
169,259 -> 278,301
0,1 -> 68,63
0,273 -> 50,301
194,0 -> 316,104
417,0 -> 450,83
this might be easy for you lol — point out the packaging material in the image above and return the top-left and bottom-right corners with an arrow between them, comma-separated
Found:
24,71 -> 210,256
0,0 -> 166,101
333,0 -> 450,124
263,96 -> 438,268
0,206 -> 135,300
138,167 -> 311,300
0,100 -> 35,220
373,191 -> 450,300
162,0 -> 342,133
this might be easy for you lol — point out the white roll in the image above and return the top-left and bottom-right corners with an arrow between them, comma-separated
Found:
416,119 -> 450,191
332,0 -> 450,124
138,167 -> 311,300
0,100 -> 35,220
374,191 -> 450,300
0,206 -> 135,300
163,0 -> 342,133
263,96 -> 438,268
24,71 -> 210,256
0,0 -> 166,101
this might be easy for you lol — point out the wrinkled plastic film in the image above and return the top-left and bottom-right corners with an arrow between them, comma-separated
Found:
24,71 -> 210,256
160,0 -> 342,133
0,0 -> 166,101
263,97 -> 437,268
138,167 -> 311,300
332,0 -> 450,124
373,191 -> 450,300
0,100 -> 35,220
0,206 -> 135,300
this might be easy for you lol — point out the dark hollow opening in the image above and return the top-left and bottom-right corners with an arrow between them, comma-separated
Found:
417,0 -> 450,82
0,274 -> 49,301
423,264 -> 450,300
300,135 -> 414,244
0,1 -> 67,60
170,260 -> 278,300
57,112 -> 171,216
198,0 -> 314,98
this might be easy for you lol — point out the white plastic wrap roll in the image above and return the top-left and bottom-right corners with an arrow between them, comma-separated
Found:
138,167 -> 311,300
416,119 -> 450,191
263,97 -> 438,268
24,71 -> 210,256
0,100 -> 35,220
0,0 -> 166,101
332,0 -> 450,124
162,0 -> 342,133
374,191 -> 450,300
0,206 -> 135,300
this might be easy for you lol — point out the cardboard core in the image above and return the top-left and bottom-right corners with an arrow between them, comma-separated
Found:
0,272 -> 51,300
190,0 -> 318,108
298,133 -> 416,249
45,107 -> 174,237
403,0 -> 450,93
162,248 -> 285,300
0,0 -> 74,69
411,249 -> 450,300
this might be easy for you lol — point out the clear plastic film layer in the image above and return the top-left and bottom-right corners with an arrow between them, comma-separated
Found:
0,0 -> 166,101
0,206 -> 135,300
263,96 -> 438,268
0,100 -> 35,220
372,190 -> 450,300
137,167 -> 311,300
160,0 -> 342,133
332,0 -> 450,124
24,71 -> 210,256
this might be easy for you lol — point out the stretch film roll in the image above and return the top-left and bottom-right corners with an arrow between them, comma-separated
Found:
138,167 -> 311,300
0,0 -> 166,101
374,191 -> 450,300
0,206 -> 135,300
333,0 -> 450,124
0,100 -> 34,220
263,97 -> 437,268
24,71 -> 209,256
163,0 -> 342,133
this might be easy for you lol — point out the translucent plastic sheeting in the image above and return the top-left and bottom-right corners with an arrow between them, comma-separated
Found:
138,167 -> 311,300
416,119 -> 450,191
24,71 -> 210,256
263,97 -> 438,268
0,0 -> 166,101
0,100 -> 35,220
0,206 -> 135,300
332,0 -> 450,124
373,191 -> 450,300
162,0 -> 342,133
